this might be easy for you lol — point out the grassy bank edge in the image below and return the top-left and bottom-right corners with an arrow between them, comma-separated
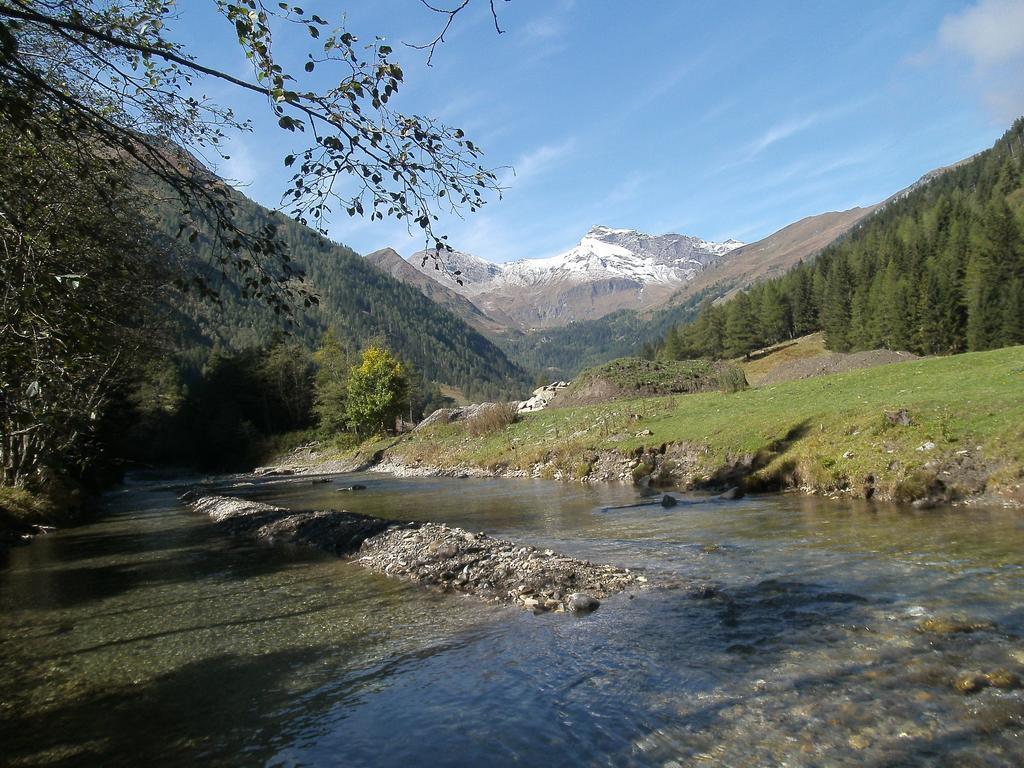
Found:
371,346 -> 1024,505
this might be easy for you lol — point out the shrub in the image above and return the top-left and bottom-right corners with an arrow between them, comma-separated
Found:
466,402 -> 519,437
0,487 -> 56,524
716,364 -> 749,393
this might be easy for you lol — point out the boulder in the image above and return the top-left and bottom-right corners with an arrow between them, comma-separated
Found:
885,409 -> 913,426
567,592 -> 600,612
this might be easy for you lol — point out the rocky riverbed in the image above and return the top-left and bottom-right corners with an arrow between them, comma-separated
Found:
187,493 -> 645,612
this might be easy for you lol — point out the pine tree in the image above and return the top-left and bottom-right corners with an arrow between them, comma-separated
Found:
313,329 -> 352,434
759,284 -> 791,345
916,270 -> 945,354
724,292 -> 758,358
1002,279 -> 1024,346
790,268 -> 818,336
821,257 -> 853,351
965,255 -> 1002,351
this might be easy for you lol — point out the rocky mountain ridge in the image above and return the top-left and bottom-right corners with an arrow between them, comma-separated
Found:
404,225 -> 743,329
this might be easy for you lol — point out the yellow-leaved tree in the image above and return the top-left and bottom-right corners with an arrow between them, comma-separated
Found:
344,347 -> 409,436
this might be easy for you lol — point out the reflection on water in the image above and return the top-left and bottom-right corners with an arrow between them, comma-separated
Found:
1,473 -> 1022,766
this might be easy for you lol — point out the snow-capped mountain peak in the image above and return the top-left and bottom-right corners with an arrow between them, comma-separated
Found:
405,225 -> 743,327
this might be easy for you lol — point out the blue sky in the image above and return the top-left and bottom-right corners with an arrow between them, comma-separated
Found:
179,0 -> 1024,262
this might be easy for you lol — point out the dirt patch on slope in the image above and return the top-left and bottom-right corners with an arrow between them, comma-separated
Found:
758,349 -> 919,386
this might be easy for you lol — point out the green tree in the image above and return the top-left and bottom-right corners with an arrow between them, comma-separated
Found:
821,256 -> 853,351
0,126 -> 166,488
345,346 -> 410,436
724,292 -> 758,359
0,1 -> 503,312
965,252 -> 1003,351
259,339 -> 314,431
312,330 -> 352,434
916,270 -> 946,354
1002,279 -> 1024,346
758,284 -> 791,345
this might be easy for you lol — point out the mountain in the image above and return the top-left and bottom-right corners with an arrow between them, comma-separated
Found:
407,226 -> 743,329
152,181 -> 531,401
495,162 -> 969,376
363,247 -> 508,334
664,205 -> 880,306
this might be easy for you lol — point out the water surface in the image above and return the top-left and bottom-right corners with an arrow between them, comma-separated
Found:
2,474 -> 1023,766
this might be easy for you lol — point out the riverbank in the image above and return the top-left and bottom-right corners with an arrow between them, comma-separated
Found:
188,494 -> 647,612
0,486 -> 86,556
270,346 -> 1024,507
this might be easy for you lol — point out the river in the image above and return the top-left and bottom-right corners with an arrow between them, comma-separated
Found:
1,473 -> 1023,766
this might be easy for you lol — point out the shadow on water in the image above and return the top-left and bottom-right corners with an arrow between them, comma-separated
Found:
0,646 -> 329,768
2,506 -> 347,613
43,603 -> 336,660
1,627 -> 502,768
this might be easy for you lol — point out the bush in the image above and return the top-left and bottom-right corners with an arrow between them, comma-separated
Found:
466,402 -> 519,437
716,364 -> 749,393
0,487 -> 56,525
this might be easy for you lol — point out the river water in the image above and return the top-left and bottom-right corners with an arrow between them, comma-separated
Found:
1,473 -> 1023,767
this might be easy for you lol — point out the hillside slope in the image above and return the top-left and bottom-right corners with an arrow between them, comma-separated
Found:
154,184 -> 530,400
383,345 -> 1024,506
658,118 -> 1024,362
364,248 -> 508,334
670,206 -> 879,304
500,154 -> 979,376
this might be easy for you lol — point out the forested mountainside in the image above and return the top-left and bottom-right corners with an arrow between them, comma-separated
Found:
496,286 -> 724,377
150,182 -> 530,401
657,118 -> 1024,360
364,247 -> 509,334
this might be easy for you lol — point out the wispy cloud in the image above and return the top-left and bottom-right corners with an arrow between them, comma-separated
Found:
937,0 -> 1024,120
499,137 -> 577,189
747,100 -> 871,158
512,0 -> 577,64
745,114 -> 825,157
743,145 -> 886,194
218,134 -> 278,204
715,99 -> 871,173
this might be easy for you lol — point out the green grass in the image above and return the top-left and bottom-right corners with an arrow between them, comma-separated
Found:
571,357 -> 720,390
387,346 -> 1024,501
557,356 -> 746,405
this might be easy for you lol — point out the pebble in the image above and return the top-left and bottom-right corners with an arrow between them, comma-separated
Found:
985,669 -> 1022,690
917,616 -> 996,634
847,734 -> 870,750
954,673 -> 989,694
